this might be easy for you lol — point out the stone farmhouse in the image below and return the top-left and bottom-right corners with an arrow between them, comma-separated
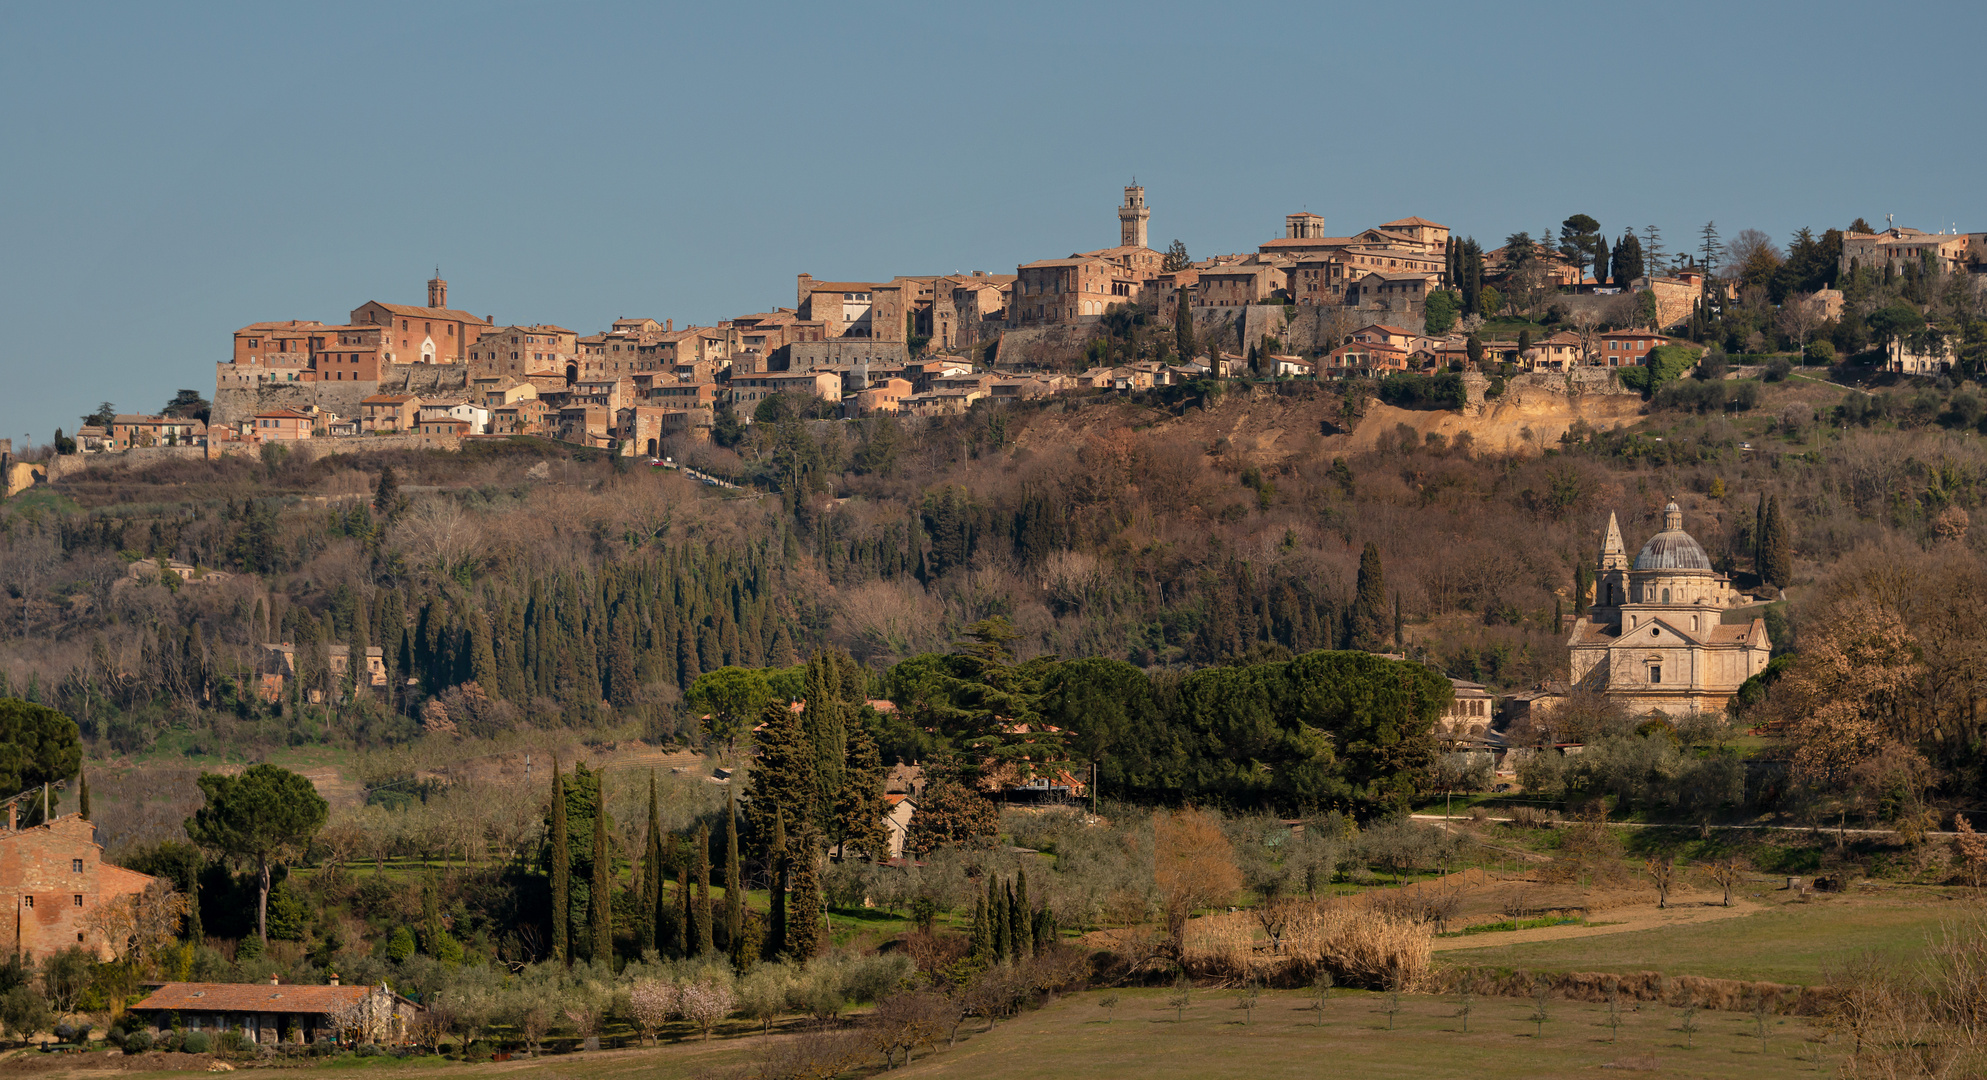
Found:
1,807 -> 158,961
130,978 -> 422,1046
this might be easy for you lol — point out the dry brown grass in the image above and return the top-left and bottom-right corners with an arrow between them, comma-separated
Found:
1177,900 -> 1431,990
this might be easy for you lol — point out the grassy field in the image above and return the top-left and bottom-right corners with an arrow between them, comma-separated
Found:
1441,887 -> 1961,984
66,987 -> 1833,1080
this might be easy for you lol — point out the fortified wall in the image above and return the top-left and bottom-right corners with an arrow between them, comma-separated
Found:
211,363 -> 472,427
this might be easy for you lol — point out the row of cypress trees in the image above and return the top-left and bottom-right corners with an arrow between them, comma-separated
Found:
968,870 -> 1055,965
542,755 -> 833,968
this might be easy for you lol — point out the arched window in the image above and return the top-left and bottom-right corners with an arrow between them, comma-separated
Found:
1662,588 -> 1670,602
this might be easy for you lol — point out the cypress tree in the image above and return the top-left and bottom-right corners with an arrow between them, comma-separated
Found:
695,822 -> 715,955
724,789 -> 744,953
1763,496 -> 1793,589
969,893 -> 991,961
678,839 -> 695,957
1350,542 -> 1388,650
1574,563 -> 1592,616
787,833 -> 822,962
748,698 -> 817,855
1593,234 -> 1610,287
994,879 -> 1011,961
802,652 -> 848,831
550,760 -> 570,965
1753,492 -> 1768,579
1015,869 -> 1033,959
77,769 -> 90,821
768,809 -> 788,959
591,779 -> 612,964
642,774 -> 662,956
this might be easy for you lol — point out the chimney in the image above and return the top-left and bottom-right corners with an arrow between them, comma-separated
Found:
328,974 -> 340,986
270,976 -> 280,986
427,273 -> 447,309
665,319 -> 673,332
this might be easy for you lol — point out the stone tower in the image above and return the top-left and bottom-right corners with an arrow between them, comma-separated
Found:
1595,510 -> 1629,612
428,271 -> 448,309
1118,183 -> 1149,249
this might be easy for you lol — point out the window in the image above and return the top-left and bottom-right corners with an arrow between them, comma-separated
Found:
1649,665 -> 1662,683
1662,588 -> 1670,602
21,896 -> 30,909
72,894 -> 83,907
71,859 -> 83,873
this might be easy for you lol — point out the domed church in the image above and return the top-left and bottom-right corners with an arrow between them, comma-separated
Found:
1566,501 -> 1772,717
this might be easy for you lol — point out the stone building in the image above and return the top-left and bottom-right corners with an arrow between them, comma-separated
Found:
1566,504 -> 1771,716
2,809 -> 158,960
1118,183 -> 1150,248
347,276 -> 496,365
130,978 -> 421,1046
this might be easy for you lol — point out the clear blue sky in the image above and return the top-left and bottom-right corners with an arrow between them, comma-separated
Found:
3,0 -> 1982,445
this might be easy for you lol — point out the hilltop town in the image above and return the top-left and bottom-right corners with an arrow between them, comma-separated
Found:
21,187 -> 1976,477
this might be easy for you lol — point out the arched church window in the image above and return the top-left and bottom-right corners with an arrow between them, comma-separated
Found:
1662,588 -> 1670,602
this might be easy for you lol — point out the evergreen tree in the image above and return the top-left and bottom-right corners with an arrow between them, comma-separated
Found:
801,652 -> 848,830
694,822 -> 715,955
787,833 -> 823,962
1162,239 -> 1191,273
1762,496 -> 1793,589
373,466 -> 400,516
969,893 -> 992,961
1593,234 -> 1610,287
746,699 -> 816,854
1574,563 -> 1592,616
677,839 -> 693,957
77,769 -> 89,821
994,878 -> 1012,961
638,774 -> 660,956
591,778 -> 613,964
1753,492 -> 1767,578
768,809 -> 788,959
1466,333 -> 1484,368
832,726 -> 889,859
1015,869 -> 1033,959
1612,231 -> 1644,288
724,788 -> 744,955
1351,542 -> 1388,650
550,760 -> 569,965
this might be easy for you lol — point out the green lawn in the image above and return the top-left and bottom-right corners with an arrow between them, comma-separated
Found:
1442,890 -> 1957,984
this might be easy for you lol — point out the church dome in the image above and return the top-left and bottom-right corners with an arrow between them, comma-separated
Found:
1633,501 -> 1713,572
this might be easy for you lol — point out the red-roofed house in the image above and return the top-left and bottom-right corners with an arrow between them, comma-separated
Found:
252,409 -> 313,442
130,979 -> 422,1046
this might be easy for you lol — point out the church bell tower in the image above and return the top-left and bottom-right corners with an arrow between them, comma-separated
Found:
1595,510 -> 1629,614
1118,183 -> 1149,249
427,270 -> 448,309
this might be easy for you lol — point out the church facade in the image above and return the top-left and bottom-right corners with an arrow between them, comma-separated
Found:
1566,502 -> 1772,717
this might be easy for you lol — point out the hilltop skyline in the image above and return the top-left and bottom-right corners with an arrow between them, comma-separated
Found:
4,0 -> 1985,441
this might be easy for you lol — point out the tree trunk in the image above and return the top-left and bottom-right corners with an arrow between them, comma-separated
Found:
258,856 -> 272,943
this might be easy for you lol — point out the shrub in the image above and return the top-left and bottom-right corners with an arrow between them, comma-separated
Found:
181,1031 -> 211,1055
1377,373 -> 1465,410
122,1032 -> 152,1055
1765,357 -> 1792,382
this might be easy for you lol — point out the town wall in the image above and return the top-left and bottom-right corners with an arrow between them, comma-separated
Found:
212,363 -> 471,427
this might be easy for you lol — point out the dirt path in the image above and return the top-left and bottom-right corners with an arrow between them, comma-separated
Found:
1432,896 -> 1759,952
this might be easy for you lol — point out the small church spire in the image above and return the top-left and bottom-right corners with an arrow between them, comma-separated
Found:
1600,511 -> 1628,571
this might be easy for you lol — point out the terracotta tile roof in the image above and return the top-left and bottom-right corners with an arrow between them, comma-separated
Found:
803,281 -> 886,293
361,303 -> 491,323
253,408 -> 312,420
1380,216 -> 1448,229
133,982 -> 373,1015
236,320 -> 331,333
